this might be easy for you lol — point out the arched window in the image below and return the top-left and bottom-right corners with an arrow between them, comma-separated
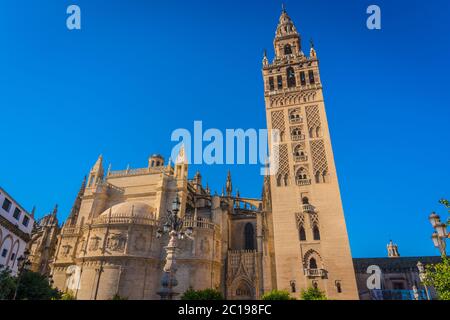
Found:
276,175 -> 282,187
322,170 -> 328,183
315,171 -> 321,183
289,110 -> 301,122
287,67 -> 296,88
290,281 -> 296,293
309,257 -> 318,269
296,167 -> 308,180
244,223 -> 255,250
284,44 -> 292,55
283,174 -> 289,186
336,282 -> 342,293
299,226 -> 306,241
313,225 -> 321,241
302,197 -> 309,205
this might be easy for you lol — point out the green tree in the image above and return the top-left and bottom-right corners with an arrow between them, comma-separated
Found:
439,199 -> 450,225
300,287 -> 327,300
0,267 -> 16,300
424,257 -> 450,300
181,288 -> 224,300
421,199 -> 450,300
261,290 -> 296,300
14,271 -> 61,300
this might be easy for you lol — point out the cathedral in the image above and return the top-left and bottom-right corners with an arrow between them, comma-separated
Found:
30,8 -> 358,300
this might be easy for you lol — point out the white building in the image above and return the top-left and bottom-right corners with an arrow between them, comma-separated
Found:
0,187 -> 34,275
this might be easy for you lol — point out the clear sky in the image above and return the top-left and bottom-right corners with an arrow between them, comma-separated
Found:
0,0 -> 449,258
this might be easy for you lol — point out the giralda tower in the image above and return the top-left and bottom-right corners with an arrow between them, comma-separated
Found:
262,8 -> 359,299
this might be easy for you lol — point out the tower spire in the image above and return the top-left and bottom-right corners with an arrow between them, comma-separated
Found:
226,170 -> 232,197
66,176 -> 87,226
273,6 -> 301,58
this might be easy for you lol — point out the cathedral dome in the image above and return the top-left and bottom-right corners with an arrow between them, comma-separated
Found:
99,202 -> 156,219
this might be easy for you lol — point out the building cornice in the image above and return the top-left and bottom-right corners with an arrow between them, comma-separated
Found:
0,214 -> 31,242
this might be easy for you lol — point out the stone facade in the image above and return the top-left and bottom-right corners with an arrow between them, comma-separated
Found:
50,152 -> 263,300
0,187 -> 34,275
28,206 -> 60,276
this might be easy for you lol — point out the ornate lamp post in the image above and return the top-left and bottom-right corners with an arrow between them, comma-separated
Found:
416,261 -> 431,300
429,212 -> 448,257
13,249 -> 32,300
156,194 -> 193,300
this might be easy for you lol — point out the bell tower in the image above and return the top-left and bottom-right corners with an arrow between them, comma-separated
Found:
262,8 -> 358,299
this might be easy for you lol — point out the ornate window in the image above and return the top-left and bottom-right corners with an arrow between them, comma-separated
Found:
269,77 -> 275,91
308,70 -> 315,84
244,223 -> 255,250
299,226 -> 306,241
287,67 -> 296,88
309,257 -> 318,269
300,71 -> 306,86
291,127 -> 304,141
296,167 -> 310,186
283,174 -> 289,186
293,145 -> 307,162
276,174 -> 282,187
289,109 -> 302,124
284,44 -> 292,55
313,224 -> 321,241
277,75 -> 283,89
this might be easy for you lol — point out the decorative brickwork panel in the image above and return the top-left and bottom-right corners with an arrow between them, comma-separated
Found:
278,144 -> 289,176
271,110 -> 286,133
309,212 -> 319,226
310,140 -> 328,173
295,212 -> 305,227
306,105 -> 321,130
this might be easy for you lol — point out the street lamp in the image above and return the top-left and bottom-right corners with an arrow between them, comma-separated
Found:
13,249 -> 32,300
429,212 -> 448,257
416,261 -> 431,300
156,194 -> 194,300
429,212 -> 440,228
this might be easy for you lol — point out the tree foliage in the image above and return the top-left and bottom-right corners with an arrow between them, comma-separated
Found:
300,287 -> 327,300
181,288 -> 224,300
261,290 -> 296,300
15,271 -> 61,300
0,267 -> 16,300
422,199 -> 450,300
424,257 -> 450,300
0,269 -> 60,300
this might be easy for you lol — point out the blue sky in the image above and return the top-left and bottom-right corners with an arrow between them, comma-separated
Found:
0,0 -> 449,258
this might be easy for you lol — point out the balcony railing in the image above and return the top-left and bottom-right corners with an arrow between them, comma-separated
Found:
289,117 -> 303,124
291,134 -> 305,141
302,204 -> 316,213
304,268 -> 326,278
294,155 -> 308,162
296,178 -> 311,186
